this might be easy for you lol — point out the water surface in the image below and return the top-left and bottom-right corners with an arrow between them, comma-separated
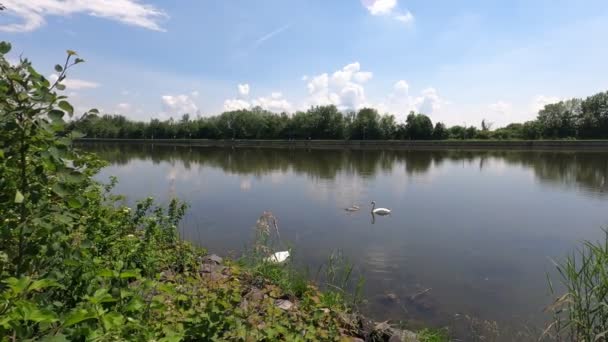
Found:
85,143 -> 608,338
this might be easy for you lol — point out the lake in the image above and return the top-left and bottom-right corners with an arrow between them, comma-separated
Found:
84,143 -> 608,339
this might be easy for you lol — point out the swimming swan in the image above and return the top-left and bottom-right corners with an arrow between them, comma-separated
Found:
371,201 -> 391,215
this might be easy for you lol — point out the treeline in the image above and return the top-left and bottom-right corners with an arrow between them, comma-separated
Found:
71,90 -> 608,140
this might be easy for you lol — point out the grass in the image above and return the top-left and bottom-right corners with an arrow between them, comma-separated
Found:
545,228 -> 608,341
417,328 -> 450,342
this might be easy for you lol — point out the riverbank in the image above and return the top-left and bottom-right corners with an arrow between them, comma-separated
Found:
77,138 -> 608,150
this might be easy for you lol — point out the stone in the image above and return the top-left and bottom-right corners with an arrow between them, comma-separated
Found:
199,263 -> 225,274
203,254 -> 223,264
389,328 -> 419,342
275,299 -> 294,310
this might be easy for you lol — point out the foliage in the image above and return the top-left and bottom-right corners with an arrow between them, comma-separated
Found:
417,328 -> 449,342
0,42 -> 365,341
545,229 -> 608,341
70,86 -> 608,140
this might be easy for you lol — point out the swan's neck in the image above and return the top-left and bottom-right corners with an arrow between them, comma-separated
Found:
371,202 -> 375,211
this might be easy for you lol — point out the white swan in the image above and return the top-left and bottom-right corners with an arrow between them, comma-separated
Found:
266,251 -> 290,263
371,201 -> 391,215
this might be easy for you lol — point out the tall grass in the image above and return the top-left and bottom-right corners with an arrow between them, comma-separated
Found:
241,212 -> 364,310
546,229 -> 608,341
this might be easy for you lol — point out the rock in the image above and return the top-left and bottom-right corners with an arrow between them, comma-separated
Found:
385,292 -> 399,301
275,299 -> 294,310
203,254 -> 223,264
199,263 -> 226,274
347,338 -> 365,342
246,287 -> 266,302
239,298 -> 249,311
389,329 -> 419,342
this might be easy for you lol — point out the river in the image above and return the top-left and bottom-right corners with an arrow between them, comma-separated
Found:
83,143 -> 608,339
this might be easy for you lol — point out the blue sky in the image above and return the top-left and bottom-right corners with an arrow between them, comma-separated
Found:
2,0 -> 608,126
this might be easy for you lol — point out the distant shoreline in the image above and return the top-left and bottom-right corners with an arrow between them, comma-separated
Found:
76,138 -> 608,150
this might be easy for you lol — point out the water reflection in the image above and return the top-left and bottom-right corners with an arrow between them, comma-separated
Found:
82,143 -> 608,341
85,143 -> 608,197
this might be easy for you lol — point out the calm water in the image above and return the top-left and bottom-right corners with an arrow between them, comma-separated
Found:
85,143 -> 608,338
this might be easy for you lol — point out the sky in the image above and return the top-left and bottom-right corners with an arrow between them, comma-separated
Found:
1,0 -> 608,127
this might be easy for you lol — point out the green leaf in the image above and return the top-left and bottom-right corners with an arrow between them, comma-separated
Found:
52,183 -> 69,198
66,49 -> 77,56
40,334 -> 69,342
67,197 -> 84,209
102,312 -> 124,330
54,64 -> 63,72
6,277 -> 30,295
0,41 -> 11,54
29,278 -> 62,291
56,83 -> 66,91
88,108 -> 100,114
74,58 -> 85,64
49,110 -> 64,122
58,101 -> 74,115
27,308 -> 58,323
14,190 -> 24,203
119,269 -> 140,279
63,308 -> 97,327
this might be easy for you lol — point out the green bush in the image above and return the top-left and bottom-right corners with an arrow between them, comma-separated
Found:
0,42 -> 357,341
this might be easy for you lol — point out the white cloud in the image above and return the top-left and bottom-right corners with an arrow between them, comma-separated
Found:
223,85 -> 292,113
161,94 -> 198,115
530,95 -> 560,112
379,82 -> 445,120
364,0 -> 397,16
49,74 -> 100,90
252,92 -> 292,112
238,84 -> 250,97
305,62 -> 373,110
393,80 -> 409,95
362,0 -> 414,25
224,98 -> 251,111
0,0 -> 167,33
301,75 -> 309,81
415,87 -> 442,115
191,90 -> 199,97
395,11 -> 414,24
117,103 -> 131,110
488,101 -> 512,115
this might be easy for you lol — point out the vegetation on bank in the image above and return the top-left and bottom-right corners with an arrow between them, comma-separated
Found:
0,43 -> 451,341
69,90 -> 608,141
545,229 -> 608,341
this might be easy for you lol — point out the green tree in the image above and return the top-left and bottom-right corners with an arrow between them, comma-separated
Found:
379,114 -> 398,139
405,112 -> 433,139
350,108 -> 381,139
432,122 -> 449,140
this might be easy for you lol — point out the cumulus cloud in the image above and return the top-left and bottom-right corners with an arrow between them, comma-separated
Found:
531,95 -> 560,112
305,62 -> 373,110
237,84 -> 250,97
252,92 -> 292,113
363,0 -> 397,15
49,74 -> 100,90
223,85 -> 292,113
378,81 -> 445,120
415,87 -> 442,115
223,98 -> 251,111
0,0 -> 167,33
161,94 -> 198,115
361,0 -> 414,25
